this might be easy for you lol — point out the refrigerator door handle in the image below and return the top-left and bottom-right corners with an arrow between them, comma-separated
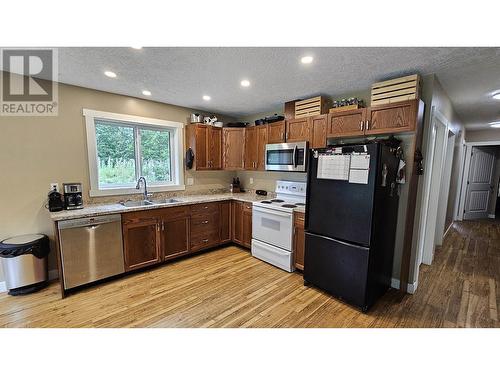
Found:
306,232 -> 369,251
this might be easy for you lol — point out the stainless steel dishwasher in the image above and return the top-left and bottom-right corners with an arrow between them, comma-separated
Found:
58,214 -> 124,289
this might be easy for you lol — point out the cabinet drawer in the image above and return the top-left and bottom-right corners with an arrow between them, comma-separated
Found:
122,210 -> 159,225
157,205 -> 189,220
191,214 -> 219,232
190,202 -> 219,214
191,230 -> 220,251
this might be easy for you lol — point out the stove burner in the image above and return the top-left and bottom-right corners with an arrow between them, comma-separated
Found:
260,201 -> 272,204
295,203 -> 305,206
281,204 -> 297,208
271,199 -> 284,203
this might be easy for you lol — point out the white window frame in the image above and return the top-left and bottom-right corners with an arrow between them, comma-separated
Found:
83,109 -> 185,197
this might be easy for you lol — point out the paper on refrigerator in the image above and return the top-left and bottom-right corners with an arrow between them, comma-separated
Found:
317,154 -> 351,180
348,154 -> 370,184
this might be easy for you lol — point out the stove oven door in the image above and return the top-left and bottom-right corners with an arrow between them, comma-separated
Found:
252,205 -> 293,250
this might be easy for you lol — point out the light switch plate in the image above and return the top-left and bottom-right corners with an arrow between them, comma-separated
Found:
249,178 -> 254,185
50,182 -> 59,192
187,177 -> 194,186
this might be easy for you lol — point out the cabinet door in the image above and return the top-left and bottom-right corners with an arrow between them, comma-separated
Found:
162,217 -> 190,260
219,201 -> 232,244
286,118 -> 312,143
123,218 -> 161,271
244,127 -> 257,170
310,114 -> 328,148
267,121 -> 286,144
293,213 -> 305,270
195,125 -> 209,170
256,125 -> 268,170
208,127 -> 222,169
242,203 -> 252,248
327,109 -> 366,138
232,201 -> 244,244
222,128 -> 245,170
365,100 -> 418,135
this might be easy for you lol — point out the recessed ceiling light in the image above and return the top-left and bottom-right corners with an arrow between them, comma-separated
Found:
142,90 -> 151,96
131,46 -> 143,50
104,71 -> 117,78
301,56 -> 313,64
240,79 -> 250,87
203,95 -> 211,101
493,92 -> 500,100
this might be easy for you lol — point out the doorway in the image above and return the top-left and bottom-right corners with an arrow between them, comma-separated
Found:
460,146 -> 500,220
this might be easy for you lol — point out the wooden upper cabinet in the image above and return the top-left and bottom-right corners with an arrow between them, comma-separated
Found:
208,127 -> 222,169
256,125 -> 268,170
244,127 -> 258,170
310,114 -> 328,148
365,99 -> 419,135
222,128 -> 245,170
267,121 -> 286,144
186,124 -> 222,170
327,109 -> 366,138
286,117 -> 312,143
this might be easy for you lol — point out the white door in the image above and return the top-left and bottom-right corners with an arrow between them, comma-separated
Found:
464,147 -> 496,220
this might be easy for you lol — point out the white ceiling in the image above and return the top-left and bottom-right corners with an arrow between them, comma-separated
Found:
39,48 -> 500,128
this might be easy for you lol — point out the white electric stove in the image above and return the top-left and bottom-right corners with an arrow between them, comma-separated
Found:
251,180 -> 307,272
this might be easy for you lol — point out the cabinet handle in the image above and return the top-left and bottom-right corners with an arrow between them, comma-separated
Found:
360,120 -> 364,131
366,120 -> 370,130
202,239 -> 209,243
202,220 -> 209,224
161,221 -> 165,231
156,223 -> 160,232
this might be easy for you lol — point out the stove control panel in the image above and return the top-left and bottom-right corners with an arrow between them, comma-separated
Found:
275,180 -> 307,196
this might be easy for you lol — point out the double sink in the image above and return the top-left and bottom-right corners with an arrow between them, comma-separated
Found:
120,198 -> 184,208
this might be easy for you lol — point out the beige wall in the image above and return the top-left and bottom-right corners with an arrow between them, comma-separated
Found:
465,129 -> 500,142
0,82 -> 236,283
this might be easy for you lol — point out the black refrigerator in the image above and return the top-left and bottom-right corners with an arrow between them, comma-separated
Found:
304,142 -> 400,312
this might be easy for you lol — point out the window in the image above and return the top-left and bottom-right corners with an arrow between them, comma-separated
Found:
84,109 -> 184,196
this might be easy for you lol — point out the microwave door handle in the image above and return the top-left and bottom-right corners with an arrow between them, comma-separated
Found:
293,145 -> 298,168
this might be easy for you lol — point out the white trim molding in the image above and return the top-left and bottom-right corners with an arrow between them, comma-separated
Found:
83,109 -> 185,197
391,278 -> 419,294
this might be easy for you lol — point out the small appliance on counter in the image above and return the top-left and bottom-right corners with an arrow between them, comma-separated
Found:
63,183 -> 83,210
230,177 -> 243,193
47,187 -> 64,212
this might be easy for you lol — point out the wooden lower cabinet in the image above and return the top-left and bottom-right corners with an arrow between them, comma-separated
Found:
293,212 -> 305,271
122,214 -> 161,271
219,201 -> 232,244
231,201 -> 252,248
242,202 -> 253,248
121,200 -> 253,271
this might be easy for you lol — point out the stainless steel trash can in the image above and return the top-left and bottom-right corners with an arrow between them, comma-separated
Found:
0,234 -> 50,295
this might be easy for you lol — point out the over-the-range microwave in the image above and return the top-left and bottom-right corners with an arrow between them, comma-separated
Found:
265,141 -> 308,172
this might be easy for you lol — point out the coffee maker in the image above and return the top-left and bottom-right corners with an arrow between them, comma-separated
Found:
48,188 -> 64,212
63,183 -> 83,210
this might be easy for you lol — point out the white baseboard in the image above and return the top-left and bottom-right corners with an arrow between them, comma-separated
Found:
391,277 -> 418,294
488,214 -> 496,219
0,268 -> 59,294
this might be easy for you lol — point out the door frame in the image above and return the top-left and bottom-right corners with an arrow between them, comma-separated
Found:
457,141 -> 500,220
416,107 -> 451,267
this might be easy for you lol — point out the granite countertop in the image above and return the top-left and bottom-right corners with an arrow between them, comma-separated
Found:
49,192 -> 270,222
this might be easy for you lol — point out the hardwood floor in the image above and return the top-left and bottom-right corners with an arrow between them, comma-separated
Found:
0,220 -> 498,328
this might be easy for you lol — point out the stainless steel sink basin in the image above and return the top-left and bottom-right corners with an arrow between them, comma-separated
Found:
150,198 -> 184,205
120,200 -> 155,207
120,198 -> 184,207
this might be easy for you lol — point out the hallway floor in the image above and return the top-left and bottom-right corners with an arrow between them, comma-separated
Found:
0,220 -> 498,328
